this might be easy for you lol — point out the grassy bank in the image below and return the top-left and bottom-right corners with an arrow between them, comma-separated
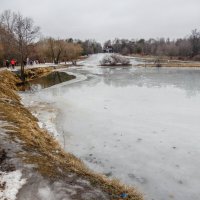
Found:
137,62 -> 200,68
131,54 -> 200,68
0,69 -> 143,200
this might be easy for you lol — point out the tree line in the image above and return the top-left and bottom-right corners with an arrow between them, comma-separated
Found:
0,10 -> 102,79
104,29 -> 200,60
1,9 -> 200,77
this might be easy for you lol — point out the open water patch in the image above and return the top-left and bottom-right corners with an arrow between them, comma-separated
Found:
24,71 -> 75,91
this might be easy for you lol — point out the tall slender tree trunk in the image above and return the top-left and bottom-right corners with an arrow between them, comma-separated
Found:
20,52 -> 25,82
21,64 -> 25,82
19,40 -> 25,82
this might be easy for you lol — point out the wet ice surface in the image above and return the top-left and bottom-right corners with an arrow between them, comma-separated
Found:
22,54 -> 200,200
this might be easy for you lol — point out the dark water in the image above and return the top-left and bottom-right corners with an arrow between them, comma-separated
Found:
23,71 -> 75,90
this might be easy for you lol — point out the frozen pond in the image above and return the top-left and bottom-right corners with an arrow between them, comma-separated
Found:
22,54 -> 200,200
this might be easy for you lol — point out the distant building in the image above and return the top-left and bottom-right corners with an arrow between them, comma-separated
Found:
103,46 -> 113,53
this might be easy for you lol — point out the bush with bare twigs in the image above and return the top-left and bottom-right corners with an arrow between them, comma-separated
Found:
100,54 -> 130,66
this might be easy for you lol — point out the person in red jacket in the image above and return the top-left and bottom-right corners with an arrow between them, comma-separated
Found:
10,59 -> 15,69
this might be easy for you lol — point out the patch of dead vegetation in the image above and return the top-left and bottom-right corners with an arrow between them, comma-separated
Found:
0,70 -> 21,90
137,62 -> 200,68
0,181 -> 6,191
0,146 -> 16,173
0,70 -> 143,200
131,55 -> 200,67
24,67 -> 53,80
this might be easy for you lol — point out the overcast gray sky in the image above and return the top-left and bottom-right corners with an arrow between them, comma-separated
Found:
0,0 -> 200,42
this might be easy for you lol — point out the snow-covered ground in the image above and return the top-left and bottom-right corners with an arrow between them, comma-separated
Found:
0,63 -> 56,72
21,54 -> 200,200
0,121 -> 27,200
0,170 -> 26,200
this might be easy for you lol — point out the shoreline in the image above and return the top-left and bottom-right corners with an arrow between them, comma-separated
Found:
129,55 -> 200,68
134,63 -> 200,68
0,68 -> 143,200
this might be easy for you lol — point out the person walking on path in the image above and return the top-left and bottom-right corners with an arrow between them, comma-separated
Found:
10,59 -> 15,69
5,60 -> 9,68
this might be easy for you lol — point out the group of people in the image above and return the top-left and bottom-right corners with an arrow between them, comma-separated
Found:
25,59 -> 40,66
5,59 -> 17,69
5,58 -> 40,69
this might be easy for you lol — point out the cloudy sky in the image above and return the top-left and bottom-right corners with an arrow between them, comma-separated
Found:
0,0 -> 200,42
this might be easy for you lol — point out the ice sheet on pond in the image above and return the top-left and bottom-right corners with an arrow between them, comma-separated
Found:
21,54 -> 200,200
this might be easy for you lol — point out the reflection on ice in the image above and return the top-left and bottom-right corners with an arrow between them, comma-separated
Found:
21,54 -> 200,200
76,66 -> 200,97
24,71 -> 75,91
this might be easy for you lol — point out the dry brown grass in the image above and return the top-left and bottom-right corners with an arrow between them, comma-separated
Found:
137,62 -> 200,68
0,70 -> 21,90
0,71 -> 21,103
24,67 -> 53,80
131,55 -> 200,68
0,70 -> 143,200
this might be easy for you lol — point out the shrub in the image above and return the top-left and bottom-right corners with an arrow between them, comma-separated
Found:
100,54 -> 130,66
192,54 -> 200,61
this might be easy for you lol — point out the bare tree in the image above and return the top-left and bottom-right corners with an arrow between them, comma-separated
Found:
0,11 -> 17,62
190,29 -> 200,57
63,42 -> 82,65
0,28 -> 15,66
14,13 -> 40,80
46,38 -> 66,64
0,10 -> 40,80
36,38 -> 82,65
0,10 -> 16,33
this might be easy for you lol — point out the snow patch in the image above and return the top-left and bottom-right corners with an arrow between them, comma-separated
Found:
0,170 -> 26,200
